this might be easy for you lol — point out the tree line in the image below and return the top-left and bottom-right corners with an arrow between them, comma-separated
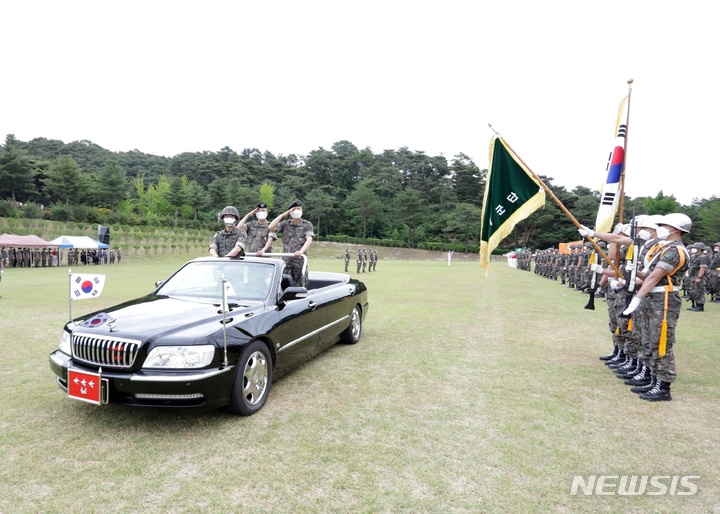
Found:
1,134 -> 719,252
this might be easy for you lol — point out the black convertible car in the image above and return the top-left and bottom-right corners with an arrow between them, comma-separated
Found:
49,255 -> 368,415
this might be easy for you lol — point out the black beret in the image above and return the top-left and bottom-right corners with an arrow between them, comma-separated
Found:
288,200 -> 302,209
255,202 -> 268,209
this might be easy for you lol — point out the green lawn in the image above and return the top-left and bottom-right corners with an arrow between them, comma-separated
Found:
0,257 -> 718,513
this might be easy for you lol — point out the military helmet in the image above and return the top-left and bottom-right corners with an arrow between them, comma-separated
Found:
584,241 -> 593,248
714,242 -> 720,248
656,213 -> 692,233
597,241 -> 607,249
220,206 -> 240,219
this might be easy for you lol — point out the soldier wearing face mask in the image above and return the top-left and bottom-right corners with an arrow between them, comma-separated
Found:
264,200 -> 314,287
621,213 -> 691,401
239,202 -> 277,255
578,215 -> 660,383
209,205 -> 247,257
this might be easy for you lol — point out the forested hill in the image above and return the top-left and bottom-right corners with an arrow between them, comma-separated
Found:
1,134 -> 719,249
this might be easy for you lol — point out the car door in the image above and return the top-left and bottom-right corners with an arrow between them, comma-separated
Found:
273,291 -> 324,376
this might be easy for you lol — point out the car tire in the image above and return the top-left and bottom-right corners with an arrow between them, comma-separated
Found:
227,340 -> 273,416
340,305 -> 362,344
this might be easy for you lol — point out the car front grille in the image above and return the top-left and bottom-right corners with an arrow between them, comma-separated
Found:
72,333 -> 141,368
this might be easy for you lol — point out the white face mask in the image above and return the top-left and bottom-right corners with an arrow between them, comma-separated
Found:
223,217 -> 236,226
638,229 -> 651,241
655,226 -> 671,240
290,209 -> 302,219
690,248 -> 698,254
256,211 -> 268,221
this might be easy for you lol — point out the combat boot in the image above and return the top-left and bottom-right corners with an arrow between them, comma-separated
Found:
614,358 -> 637,375
608,354 -> 630,369
605,351 -> 625,367
599,347 -> 618,361
688,304 -> 704,312
617,360 -> 641,379
631,374 -> 656,394
640,381 -> 672,401
624,365 -> 650,386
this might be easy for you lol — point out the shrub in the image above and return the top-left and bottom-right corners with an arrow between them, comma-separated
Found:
0,200 -> 19,218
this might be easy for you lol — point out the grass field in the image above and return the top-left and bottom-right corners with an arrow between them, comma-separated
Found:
0,253 -> 718,513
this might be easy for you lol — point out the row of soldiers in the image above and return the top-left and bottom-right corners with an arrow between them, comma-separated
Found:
519,213 -> 713,401
531,242 -> 608,292
344,248 -> 378,273
1,247 -> 60,268
529,239 -> 720,309
0,247 -> 122,268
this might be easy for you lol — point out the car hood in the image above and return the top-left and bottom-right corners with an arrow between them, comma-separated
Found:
70,295 -> 267,343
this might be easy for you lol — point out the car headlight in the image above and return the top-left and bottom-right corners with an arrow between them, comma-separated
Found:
59,330 -> 72,356
142,345 -> 215,369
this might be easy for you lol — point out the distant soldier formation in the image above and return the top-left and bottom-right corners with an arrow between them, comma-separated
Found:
0,247 -> 121,268
354,247 -> 377,273
515,213 -> 716,402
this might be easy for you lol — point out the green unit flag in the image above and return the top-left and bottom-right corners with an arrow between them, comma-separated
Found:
480,136 -> 546,274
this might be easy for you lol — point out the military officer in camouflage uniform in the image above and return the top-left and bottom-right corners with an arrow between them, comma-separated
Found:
209,206 -> 247,258
356,248 -> 362,273
686,243 -> 708,312
239,202 -> 276,254
344,248 -> 350,272
362,248 -> 368,273
264,200 -> 314,287
622,213 -> 691,401
710,242 -> 720,302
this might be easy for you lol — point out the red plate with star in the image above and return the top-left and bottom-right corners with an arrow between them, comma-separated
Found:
68,368 -> 108,405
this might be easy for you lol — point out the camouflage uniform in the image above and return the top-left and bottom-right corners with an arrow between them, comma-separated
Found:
686,244 -> 708,310
638,241 -> 689,384
362,249 -> 368,273
344,249 -> 350,272
209,227 -> 247,257
710,244 -> 720,301
277,219 -> 314,286
245,220 -> 275,254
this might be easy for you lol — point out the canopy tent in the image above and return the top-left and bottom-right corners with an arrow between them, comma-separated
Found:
47,235 -> 110,249
0,233 -> 52,247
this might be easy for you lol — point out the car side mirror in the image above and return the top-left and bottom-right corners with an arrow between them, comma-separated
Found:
279,286 -> 308,303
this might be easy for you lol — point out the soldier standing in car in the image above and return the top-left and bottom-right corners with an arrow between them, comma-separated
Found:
263,200 -> 314,287
209,206 -> 247,258
239,202 -> 276,255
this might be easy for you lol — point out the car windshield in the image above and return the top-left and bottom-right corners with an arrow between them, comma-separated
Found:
156,261 -> 275,301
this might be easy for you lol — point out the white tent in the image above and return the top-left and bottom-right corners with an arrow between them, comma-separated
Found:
47,235 -> 110,249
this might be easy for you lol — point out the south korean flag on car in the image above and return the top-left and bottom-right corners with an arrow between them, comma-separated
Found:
71,273 -> 106,300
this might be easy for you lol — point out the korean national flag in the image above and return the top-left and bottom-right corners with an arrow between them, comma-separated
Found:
71,273 -> 106,300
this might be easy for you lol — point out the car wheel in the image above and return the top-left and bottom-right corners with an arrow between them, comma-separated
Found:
340,305 -> 362,344
227,340 -> 272,416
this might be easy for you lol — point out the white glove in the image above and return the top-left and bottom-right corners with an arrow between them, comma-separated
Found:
590,263 -> 603,274
622,297 -> 642,316
578,225 -> 594,238
610,278 -> 625,291
613,223 -> 625,234
625,261 -> 636,273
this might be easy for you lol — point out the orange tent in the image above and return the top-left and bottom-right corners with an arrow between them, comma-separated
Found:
558,240 -> 584,255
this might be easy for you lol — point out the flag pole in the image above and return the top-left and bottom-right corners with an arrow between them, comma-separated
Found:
487,125 -> 622,278
68,268 -> 73,322
617,78 -> 633,224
